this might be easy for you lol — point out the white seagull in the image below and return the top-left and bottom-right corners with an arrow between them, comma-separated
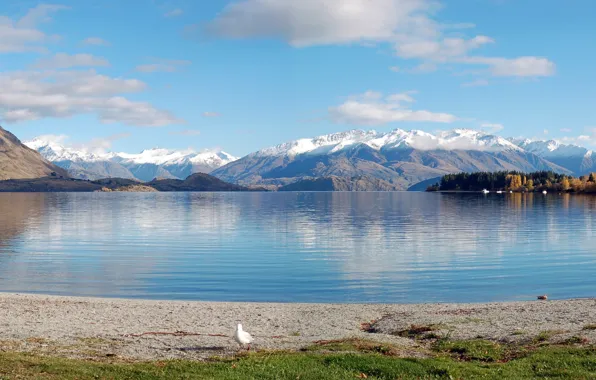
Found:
234,323 -> 254,351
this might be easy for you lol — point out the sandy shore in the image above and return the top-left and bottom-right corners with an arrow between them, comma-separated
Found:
1,293 -> 595,361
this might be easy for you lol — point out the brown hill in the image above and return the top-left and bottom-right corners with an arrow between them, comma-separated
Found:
0,126 -> 69,180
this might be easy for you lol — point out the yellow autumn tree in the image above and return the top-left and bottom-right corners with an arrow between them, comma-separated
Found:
526,179 -> 534,191
570,178 -> 584,192
509,175 -> 523,190
561,177 -> 570,191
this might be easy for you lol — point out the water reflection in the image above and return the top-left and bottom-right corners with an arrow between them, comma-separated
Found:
0,193 -> 46,247
0,192 -> 594,303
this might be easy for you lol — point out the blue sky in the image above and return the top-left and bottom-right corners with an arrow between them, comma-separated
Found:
1,0 -> 595,156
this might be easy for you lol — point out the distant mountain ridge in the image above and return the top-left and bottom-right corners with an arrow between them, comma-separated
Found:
25,128 -> 596,191
507,138 -> 595,176
25,138 -> 238,181
0,126 -> 69,180
212,128 -> 581,190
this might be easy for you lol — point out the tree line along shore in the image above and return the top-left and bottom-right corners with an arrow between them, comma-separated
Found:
427,171 -> 596,193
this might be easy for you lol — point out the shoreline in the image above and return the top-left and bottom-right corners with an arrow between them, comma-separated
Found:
1,293 -> 595,361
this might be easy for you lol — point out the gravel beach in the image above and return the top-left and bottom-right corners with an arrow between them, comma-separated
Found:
1,293 -> 595,361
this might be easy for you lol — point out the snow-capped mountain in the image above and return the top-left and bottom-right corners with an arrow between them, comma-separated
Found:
508,138 -> 595,176
508,138 -> 592,158
257,128 -> 521,158
26,137 -> 106,163
25,138 -> 238,181
212,128 -> 577,189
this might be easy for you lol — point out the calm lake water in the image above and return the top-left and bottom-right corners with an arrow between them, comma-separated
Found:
0,192 -> 595,303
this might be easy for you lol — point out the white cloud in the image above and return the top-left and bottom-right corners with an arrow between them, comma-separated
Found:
543,129 -> 549,135
480,122 -> 504,132
32,133 -> 69,145
169,129 -> 201,136
461,79 -> 489,87
560,128 -> 596,147
409,62 -> 438,73
165,8 -> 183,17
33,53 -> 110,69
36,133 -> 130,155
560,128 -> 572,133
462,56 -> 556,77
206,0 -> 434,47
396,35 -> 494,61
16,4 -> 69,28
135,59 -> 191,73
75,133 -> 131,155
389,66 -> 400,72
205,0 -> 555,78
0,4 -> 67,53
202,112 -> 221,117
83,37 -> 110,46
3,108 -> 40,122
0,70 -> 183,127
329,91 -> 457,125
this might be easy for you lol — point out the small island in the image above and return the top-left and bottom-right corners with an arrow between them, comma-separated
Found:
427,171 -> 596,193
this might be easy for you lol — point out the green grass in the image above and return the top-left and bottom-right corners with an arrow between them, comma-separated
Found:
533,330 -> 566,344
1,340 -> 596,379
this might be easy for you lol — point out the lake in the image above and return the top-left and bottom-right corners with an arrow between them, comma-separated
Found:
0,192 -> 595,303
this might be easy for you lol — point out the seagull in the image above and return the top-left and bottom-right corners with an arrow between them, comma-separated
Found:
234,323 -> 254,351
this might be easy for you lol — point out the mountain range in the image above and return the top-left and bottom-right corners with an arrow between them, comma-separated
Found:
27,129 -> 596,191
212,129 -> 595,190
25,138 -> 238,182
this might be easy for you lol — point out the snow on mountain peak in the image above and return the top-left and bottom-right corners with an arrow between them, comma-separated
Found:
254,128 -> 522,157
25,137 -> 238,177
511,138 -> 589,157
25,137 -> 107,162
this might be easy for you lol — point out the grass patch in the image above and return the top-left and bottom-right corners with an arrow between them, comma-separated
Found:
511,330 -> 525,336
533,330 -> 566,344
432,339 -> 525,363
305,338 -> 404,357
0,342 -> 596,379
76,337 -> 115,345
583,324 -> 596,331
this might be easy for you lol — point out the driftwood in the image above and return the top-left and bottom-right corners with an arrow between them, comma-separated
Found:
123,330 -> 285,339
123,331 -> 227,338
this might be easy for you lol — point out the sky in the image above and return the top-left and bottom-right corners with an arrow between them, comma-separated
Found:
1,0 -> 595,156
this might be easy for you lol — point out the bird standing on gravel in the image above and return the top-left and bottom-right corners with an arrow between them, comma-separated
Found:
234,323 -> 254,350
